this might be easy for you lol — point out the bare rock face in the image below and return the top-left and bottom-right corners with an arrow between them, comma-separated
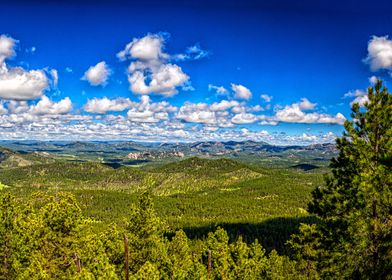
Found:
128,152 -> 154,160
127,151 -> 185,160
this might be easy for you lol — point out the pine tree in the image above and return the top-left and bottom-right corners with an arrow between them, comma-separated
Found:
125,192 -> 170,276
291,80 -> 392,279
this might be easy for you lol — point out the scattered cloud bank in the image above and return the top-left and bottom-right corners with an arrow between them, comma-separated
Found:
0,94 -> 345,143
82,61 -> 111,86
0,33 -> 347,144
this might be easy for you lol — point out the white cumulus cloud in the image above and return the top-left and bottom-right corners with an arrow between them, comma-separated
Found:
231,83 -> 252,100
0,35 -> 17,65
0,34 -> 50,100
231,113 -> 257,124
128,64 -> 188,96
273,100 -> 345,124
298,98 -> 316,110
84,97 -> 132,114
118,33 -> 190,97
210,100 -> 239,111
364,36 -> 392,71
126,95 -> 177,123
0,67 -> 49,100
83,61 -> 111,86
29,96 -> 72,115
117,34 -> 168,61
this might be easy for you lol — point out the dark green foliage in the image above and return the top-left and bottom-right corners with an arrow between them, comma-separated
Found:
1,191 -> 310,279
291,80 -> 392,279
126,193 -> 170,276
154,157 -> 249,174
0,192 -> 117,279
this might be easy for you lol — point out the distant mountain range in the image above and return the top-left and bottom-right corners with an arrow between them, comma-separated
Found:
0,140 -> 337,154
0,140 -> 338,167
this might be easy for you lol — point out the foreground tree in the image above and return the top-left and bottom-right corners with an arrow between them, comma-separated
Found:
291,80 -> 392,279
0,192 -> 118,279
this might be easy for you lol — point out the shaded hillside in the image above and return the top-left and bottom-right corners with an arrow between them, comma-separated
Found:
291,163 -> 319,171
154,157 -> 250,175
0,147 -> 56,169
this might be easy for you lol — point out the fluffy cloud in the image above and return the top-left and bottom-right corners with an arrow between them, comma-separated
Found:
83,61 -> 111,86
0,35 -> 17,65
176,102 -> 234,127
179,111 -> 215,124
275,108 -> 345,124
0,67 -> 49,100
7,101 -> 29,114
0,34 -> 50,100
117,34 -> 168,61
364,36 -> 392,71
84,97 -> 132,114
118,34 -> 189,96
231,83 -> 252,100
231,113 -> 257,124
176,102 -> 215,124
271,98 -> 345,124
29,96 -> 72,115
210,100 -> 239,111
297,98 -> 316,110
126,95 -> 177,123
128,64 -> 189,96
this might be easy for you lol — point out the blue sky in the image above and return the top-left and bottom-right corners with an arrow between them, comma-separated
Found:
0,0 -> 391,144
